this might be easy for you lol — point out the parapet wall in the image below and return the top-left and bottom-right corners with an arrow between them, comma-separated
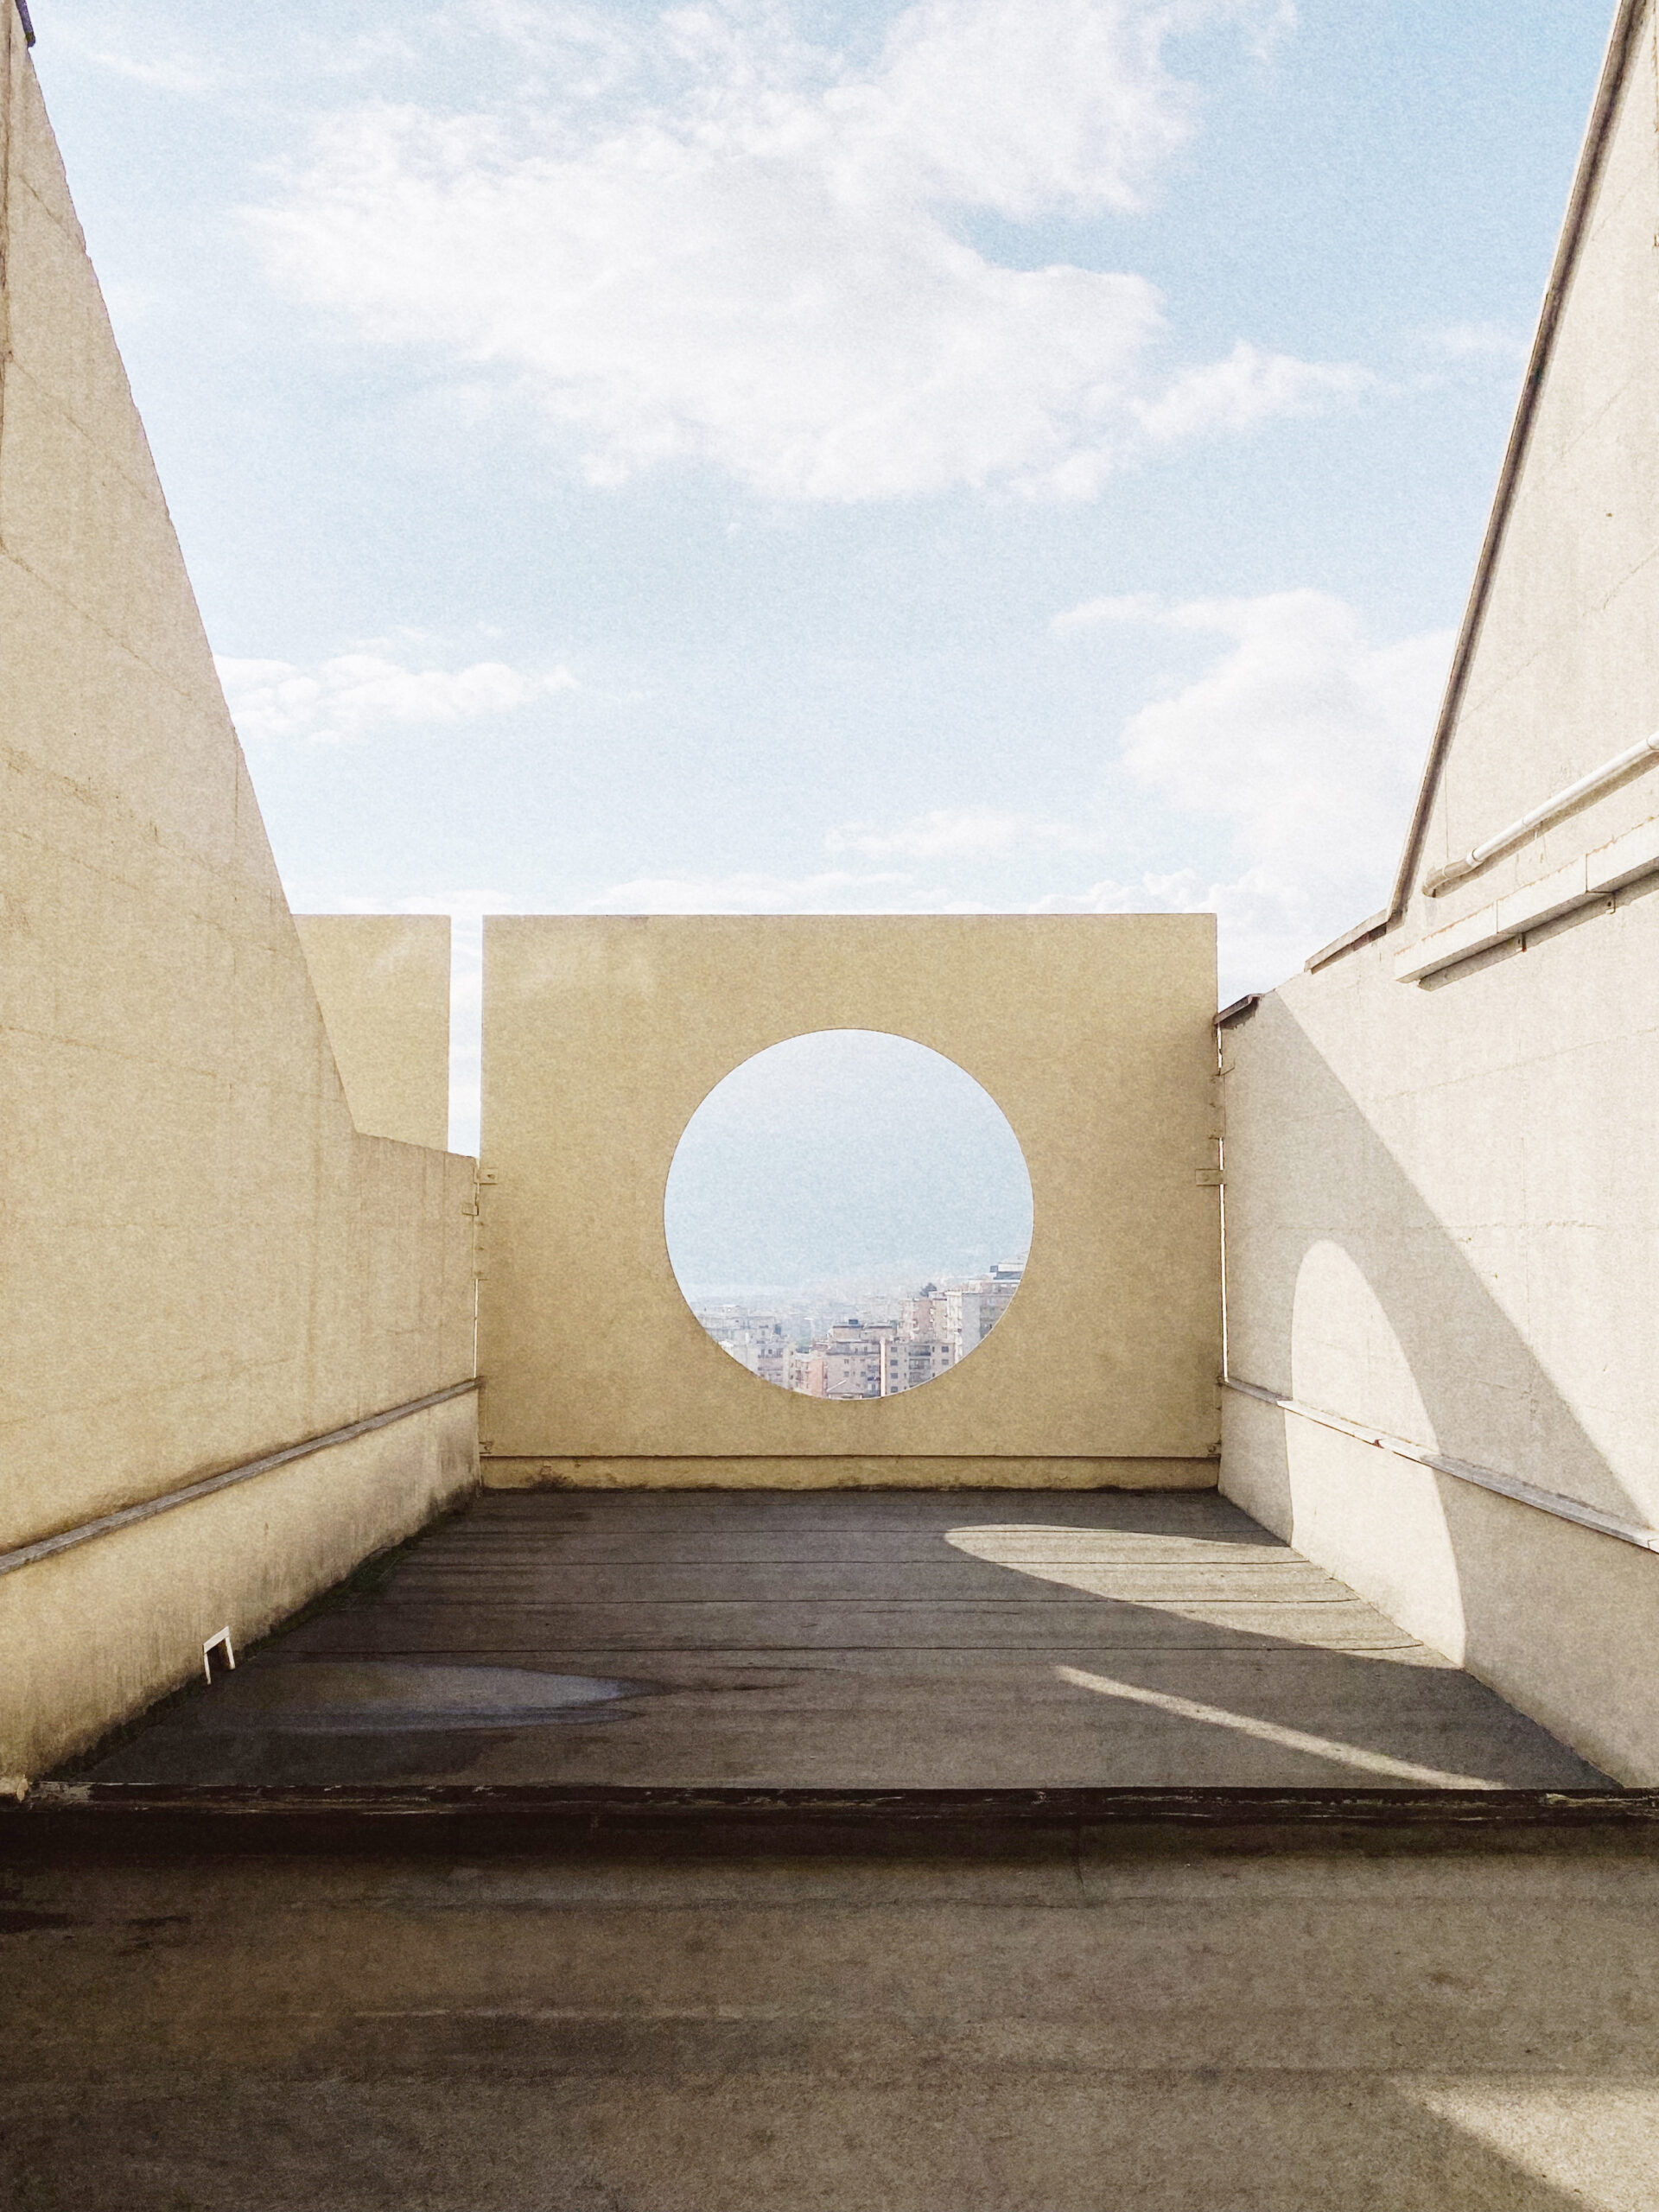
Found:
0,20 -> 476,1780
475,913 -> 1222,1488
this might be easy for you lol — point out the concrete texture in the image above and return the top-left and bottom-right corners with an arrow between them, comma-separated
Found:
3,1827 -> 1659,2209
0,28 -> 477,1779
62,1492 -> 1604,1789
3,1392 -> 478,1785
295,914 -> 452,1150
1218,1 -> 1659,1784
477,914 -> 1221,1484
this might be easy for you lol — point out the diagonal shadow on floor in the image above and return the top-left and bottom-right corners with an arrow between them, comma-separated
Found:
60,1491 -> 1611,1789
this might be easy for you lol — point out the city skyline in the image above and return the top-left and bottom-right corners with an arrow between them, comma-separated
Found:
694,1259 -> 1027,1397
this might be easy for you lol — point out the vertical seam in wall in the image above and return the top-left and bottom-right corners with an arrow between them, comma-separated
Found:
0,0 -> 15,526
1215,1020 -> 1230,1406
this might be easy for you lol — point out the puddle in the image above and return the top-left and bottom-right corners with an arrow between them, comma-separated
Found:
181,1663 -> 645,1733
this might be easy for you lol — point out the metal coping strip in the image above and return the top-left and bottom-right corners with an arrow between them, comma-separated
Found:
10,1781 -> 1656,1830
13,0 -> 33,48
0,1379 -> 480,1580
1223,1375 -> 1659,1554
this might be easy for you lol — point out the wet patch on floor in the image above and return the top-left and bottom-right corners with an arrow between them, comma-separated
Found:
167,1663 -> 648,1734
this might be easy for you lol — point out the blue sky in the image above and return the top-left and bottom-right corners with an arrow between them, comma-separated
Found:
35,1 -> 1614,1153
664,1030 -> 1033,1296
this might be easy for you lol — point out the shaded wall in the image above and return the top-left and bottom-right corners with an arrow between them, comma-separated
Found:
1220,0 -> 1659,1782
0,26 -> 476,1779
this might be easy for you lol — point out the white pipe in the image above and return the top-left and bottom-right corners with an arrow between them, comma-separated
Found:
1425,730 -> 1659,894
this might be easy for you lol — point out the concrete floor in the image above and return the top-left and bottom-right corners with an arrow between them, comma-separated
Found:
66,1491 -> 1605,1789
3,1824 -> 1659,2209
10,1491 -> 1647,2209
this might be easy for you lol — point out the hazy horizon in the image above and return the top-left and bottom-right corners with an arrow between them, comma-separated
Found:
664,1032 -> 1033,1299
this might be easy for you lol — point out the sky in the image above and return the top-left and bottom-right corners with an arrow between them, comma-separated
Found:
32,0 -> 1616,1156
664,1031 -> 1033,1297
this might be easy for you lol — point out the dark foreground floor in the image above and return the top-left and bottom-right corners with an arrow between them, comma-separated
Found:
67,1490 -> 1605,1789
3,1821 -> 1659,2211
12,1493 -> 1645,2208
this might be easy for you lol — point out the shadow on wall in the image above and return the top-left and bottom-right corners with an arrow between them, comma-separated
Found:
1224,992 -> 1659,1764
1230,989 -> 1647,1516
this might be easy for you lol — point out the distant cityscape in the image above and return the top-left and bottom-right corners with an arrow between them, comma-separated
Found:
692,1262 -> 1026,1396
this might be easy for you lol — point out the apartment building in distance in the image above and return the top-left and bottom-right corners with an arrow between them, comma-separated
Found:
708,1261 -> 1027,1398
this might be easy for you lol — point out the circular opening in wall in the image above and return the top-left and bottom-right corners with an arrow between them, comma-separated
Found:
664,1029 -> 1032,1398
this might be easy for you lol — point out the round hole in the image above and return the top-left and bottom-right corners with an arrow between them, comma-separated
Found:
664,1029 -> 1032,1396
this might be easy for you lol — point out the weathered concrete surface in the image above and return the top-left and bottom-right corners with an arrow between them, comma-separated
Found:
295,914 -> 452,1150
3,1393 -> 478,1786
0,29 -> 476,1779
63,1493 -> 1605,1789
478,914 -> 1220,1485
1219,1 -> 1659,1783
3,1832 -> 1658,2209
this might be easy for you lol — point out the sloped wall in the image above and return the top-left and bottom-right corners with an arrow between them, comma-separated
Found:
0,19 -> 476,1779
1221,0 -> 1659,1783
296,914 -> 453,1151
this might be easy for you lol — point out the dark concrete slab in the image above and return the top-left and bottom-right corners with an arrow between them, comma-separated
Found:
3,1833 -> 1658,2209
61,1491 -> 1609,1789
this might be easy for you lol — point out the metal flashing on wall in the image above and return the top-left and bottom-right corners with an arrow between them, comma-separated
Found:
1395,813 -> 1659,982
1224,1375 -> 1659,1554
0,1379 -> 481,1580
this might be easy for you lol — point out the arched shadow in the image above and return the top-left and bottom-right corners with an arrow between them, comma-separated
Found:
1223,992 -> 1659,1772
1228,991 -> 1644,1525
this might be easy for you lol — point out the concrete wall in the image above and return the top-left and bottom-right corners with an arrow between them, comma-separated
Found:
296,914 -> 452,1151
0,24 -> 477,1779
478,914 -> 1221,1486
1220,0 -> 1659,1783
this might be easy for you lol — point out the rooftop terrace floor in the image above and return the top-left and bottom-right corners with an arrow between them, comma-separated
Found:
67,1489 -> 1606,1789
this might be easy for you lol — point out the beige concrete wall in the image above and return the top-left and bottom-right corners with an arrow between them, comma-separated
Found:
478,914 -> 1221,1485
0,28 -> 477,1776
296,914 -> 452,1150
1220,2 -> 1659,1783
0,1393 -> 476,1783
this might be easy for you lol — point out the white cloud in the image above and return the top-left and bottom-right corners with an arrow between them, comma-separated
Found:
825,806 -> 1104,860
1051,587 -> 1453,978
800,588 -> 1451,990
1028,862 -> 1330,999
1134,339 -> 1369,442
250,0 -> 1356,501
583,868 -> 941,913
218,651 -> 575,743
583,851 -> 1325,996
1109,590 -> 1451,881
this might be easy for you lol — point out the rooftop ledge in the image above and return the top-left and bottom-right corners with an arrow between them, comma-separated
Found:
1396,813 -> 1659,982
